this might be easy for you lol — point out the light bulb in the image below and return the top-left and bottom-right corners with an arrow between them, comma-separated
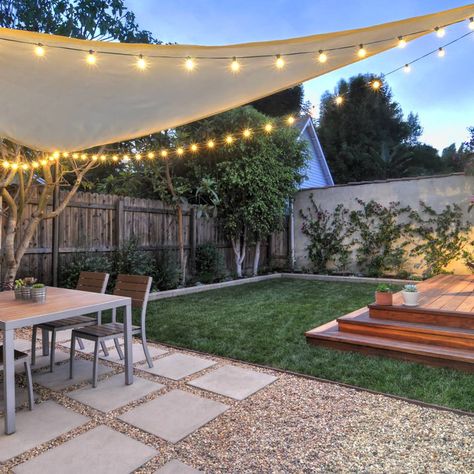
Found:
438,47 -> 446,58
176,147 -> 184,156
11,163 -> 19,170
287,116 -> 295,125
52,151 -> 60,159
32,161 -> 39,169
3,161 -> 10,168
335,95 -> 344,105
40,159 -> 48,166
435,27 -> 446,38
207,140 -> 215,148
264,123 -> 273,133
72,153 -> 79,159
22,163 -> 29,170
398,37 -> 407,48
469,18 -> 474,30
225,135 -> 234,144
86,50 -> 96,65
112,155 -> 118,162
243,129 -> 252,138
318,50 -> 328,63
35,43 -> 45,57
191,144 -> 198,152
275,54 -> 285,69
358,45 -> 367,58
147,152 -> 155,159
230,57 -> 240,73
62,152 -> 69,158
135,154 -> 141,160
123,155 -> 130,162
92,155 -> 98,161
160,150 -> 168,158
403,64 -> 411,73
185,57 -> 195,71
371,79 -> 382,90
100,155 -> 107,162
136,54 -> 147,70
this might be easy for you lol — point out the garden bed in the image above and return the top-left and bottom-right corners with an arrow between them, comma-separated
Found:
145,278 -> 474,412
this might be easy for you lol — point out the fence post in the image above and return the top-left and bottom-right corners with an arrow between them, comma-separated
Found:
189,207 -> 197,274
115,198 -> 125,248
51,168 -> 60,286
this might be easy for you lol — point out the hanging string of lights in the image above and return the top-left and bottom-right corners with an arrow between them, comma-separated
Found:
333,27 -> 474,106
0,17 -> 472,71
0,116 -> 297,171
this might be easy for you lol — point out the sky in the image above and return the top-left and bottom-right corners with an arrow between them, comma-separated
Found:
126,0 -> 474,152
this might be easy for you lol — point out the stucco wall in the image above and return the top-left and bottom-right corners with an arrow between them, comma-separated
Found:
293,173 -> 474,275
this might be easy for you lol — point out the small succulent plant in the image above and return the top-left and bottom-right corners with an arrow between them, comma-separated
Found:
32,283 -> 45,289
14,279 -> 25,289
403,284 -> 418,293
376,283 -> 393,293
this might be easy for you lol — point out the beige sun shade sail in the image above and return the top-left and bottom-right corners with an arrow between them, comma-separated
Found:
0,4 -> 473,152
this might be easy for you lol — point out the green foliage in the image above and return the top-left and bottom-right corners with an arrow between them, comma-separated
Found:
300,195 -> 352,273
376,283 -> 392,293
14,279 -> 24,289
349,199 -> 411,277
59,253 -> 111,289
249,85 -> 304,117
32,283 -> 45,288
154,251 -> 181,291
195,243 -> 225,284
409,202 -> 473,278
111,239 -> 156,282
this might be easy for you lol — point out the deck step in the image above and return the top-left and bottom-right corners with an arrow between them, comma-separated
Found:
338,313 -> 474,350
305,321 -> 474,371
368,304 -> 474,330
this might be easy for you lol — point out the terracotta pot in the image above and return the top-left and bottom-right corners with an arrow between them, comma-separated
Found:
375,291 -> 393,306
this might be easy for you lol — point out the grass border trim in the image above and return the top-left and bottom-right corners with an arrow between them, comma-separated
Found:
149,273 -> 413,301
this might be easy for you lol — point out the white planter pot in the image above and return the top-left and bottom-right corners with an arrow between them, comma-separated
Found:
402,291 -> 419,307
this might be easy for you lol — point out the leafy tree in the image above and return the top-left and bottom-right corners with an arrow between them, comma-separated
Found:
180,106 -> 308,277
249,85 -> 304,118
317,74 -> 424,183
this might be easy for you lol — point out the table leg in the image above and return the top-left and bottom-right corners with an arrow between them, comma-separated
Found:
124,302 -> 133,385
3,329 -> 16,435
41,328 -> 49,356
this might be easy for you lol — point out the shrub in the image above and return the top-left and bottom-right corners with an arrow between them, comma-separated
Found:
59,253 -> 111,289
409,202 -> 473,277
111,238 -> 156,284
350,199 -> 411,277
195,243 -> 225,283
155,250 -> 181,290
300,195 -> 353,274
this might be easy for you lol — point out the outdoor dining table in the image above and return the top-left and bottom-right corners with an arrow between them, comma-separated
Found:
0,286 -> 133,435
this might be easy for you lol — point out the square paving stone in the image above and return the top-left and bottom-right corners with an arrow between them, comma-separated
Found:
33,358 -> 114,390
14,425 -> 157,473
188,365 -> 277,400
0,384 -> 35,411
155,459 -> 202,473
68,374 -> 164,412
0,400 -> 88,462
31,351 -> 69,371
100,343 -> 168,365
138,353 -> 216,380
119,389 -> 229,443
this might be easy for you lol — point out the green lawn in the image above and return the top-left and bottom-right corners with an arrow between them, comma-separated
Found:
144,278 -> 474,412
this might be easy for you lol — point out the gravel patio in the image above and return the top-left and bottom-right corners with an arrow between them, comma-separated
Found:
1,331 -> 473,473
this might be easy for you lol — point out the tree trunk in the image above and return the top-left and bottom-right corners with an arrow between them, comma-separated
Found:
252,239 -> 261,276
177,204 -> 187,285
231,230 -> 246,278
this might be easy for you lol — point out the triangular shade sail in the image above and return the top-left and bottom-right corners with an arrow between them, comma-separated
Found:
0,4 -> 473,152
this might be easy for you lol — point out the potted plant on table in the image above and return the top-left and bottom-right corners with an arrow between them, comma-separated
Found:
14,279 -> 25,300
375,283 -> 394,306
401,284 -> 419,306
31,283 -> 47,303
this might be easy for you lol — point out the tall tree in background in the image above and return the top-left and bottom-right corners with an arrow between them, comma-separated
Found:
250,85 -> 304,117
317,74 -> 445,183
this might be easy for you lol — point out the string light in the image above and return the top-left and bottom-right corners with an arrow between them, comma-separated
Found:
243,128 -> 252,138
34,43 -> 45,57
403,63 -> 411,73
318,50 -> 328,63
185,57 -> 195,71
160,150 -> 168,158
136,54 -> 147,70
469,17 -> 474,30
86,50 -> 96,65
275,54 -> 285,69
335,95 -> 344,105
264,123 -> 273,133
397,36 -> 407,48
435,26 -> 446,38
287,116 -> 295,125
207,139 -> 215,148
225,135 -> 234,144
371,79 -> 382,90
147,152 -> 155,159
358,44 -> 367,58
135,153 -> 141,160
438,47 -> 446,57
100,155 -> 107,162
176,147 -> 184,156
230,57 -> 240,73
190,144 -> 198,152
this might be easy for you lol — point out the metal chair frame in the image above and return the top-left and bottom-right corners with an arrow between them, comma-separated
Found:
31,272 -> 110,372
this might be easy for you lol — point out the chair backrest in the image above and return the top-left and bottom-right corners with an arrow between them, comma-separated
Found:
76,271 -> 109,294
113,274 -> 152,311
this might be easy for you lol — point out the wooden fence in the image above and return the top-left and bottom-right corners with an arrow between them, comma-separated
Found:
0,190 -> 289,285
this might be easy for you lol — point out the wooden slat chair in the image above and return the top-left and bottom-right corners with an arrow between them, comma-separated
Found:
0,348 -> 34,411
31,271 -> 110,372
69,274 -> 153,388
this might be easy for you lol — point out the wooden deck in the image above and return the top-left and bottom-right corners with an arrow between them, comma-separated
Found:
305,275 -> 474,372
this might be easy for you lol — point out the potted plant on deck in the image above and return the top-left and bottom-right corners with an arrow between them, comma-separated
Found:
375,283 -> 393,306
401,284 -> 419,306
31,283 -> 47,303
